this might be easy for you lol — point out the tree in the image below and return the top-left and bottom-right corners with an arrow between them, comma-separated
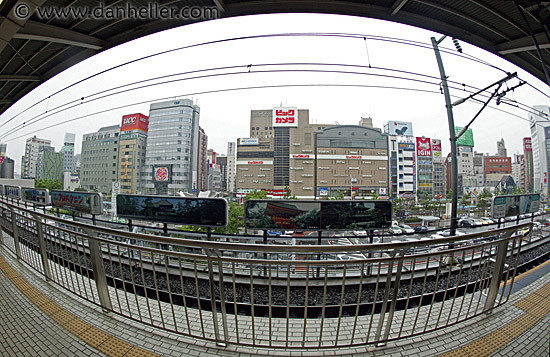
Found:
283,186 -> 296,200
244,190 -> 268,202
332,190 -> 345,200
34,179 -> 62,191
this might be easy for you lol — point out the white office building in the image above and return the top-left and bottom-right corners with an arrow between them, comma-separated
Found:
141,99 -> 200,195
529,105 -> 550,194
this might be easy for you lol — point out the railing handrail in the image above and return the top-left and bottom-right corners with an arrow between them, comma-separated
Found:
1,199 -> 533,254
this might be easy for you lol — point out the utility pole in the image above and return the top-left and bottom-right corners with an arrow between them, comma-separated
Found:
432,35 -> 522,237
431,35 -> 459,236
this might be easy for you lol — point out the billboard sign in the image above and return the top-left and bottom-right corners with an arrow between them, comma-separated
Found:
22,188 -> 50,205
388,121 -> 413,136
239,138 -> 259,146
523,138 -> 532,152
153,165 -> 172,183
116,194 -> 228,227
398,142 -> 415,151
273,107 -> 298,127
491,193 -> 540,219
455,126 -> 474,147
244,200 -> 392,230
319,188 -> 328,196
5,185 -> 21,200
431,139 -> 442,157
51,190 -> 103,215
416,137 -> 432,157
121,113 -> 148,133
0,156 -> 4,164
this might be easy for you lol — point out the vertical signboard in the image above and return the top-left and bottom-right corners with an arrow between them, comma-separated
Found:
431,139 -> 442,157
416,137 -> 432,157
272,107 -> 298,127
523,137 -> 532,151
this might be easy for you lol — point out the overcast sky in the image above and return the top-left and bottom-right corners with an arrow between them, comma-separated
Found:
1,13 -> 549,172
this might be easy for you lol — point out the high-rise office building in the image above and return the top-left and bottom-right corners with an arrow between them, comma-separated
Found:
80,125 -> 120,193
141,99 -> 200,195
529,105 -> 550,194
117,113 -> 148,194
21,136 -> 52,179
60,133 -> 76,173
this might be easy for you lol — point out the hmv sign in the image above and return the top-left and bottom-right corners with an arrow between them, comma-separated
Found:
273,107 -> 298,127
121,113 -> 149,132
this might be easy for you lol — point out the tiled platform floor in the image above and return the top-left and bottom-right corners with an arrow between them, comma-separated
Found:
0,245 -> 549,356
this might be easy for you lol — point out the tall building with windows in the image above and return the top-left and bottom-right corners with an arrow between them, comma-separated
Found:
386,121 -> 415,198
141,99 -> 200,195
529,105 -> 550,194
80,125 -> 120,193
60,133 -> 76,173
117,113 -> 148,194
236,107 -> 389,199
21,136 -> 52,179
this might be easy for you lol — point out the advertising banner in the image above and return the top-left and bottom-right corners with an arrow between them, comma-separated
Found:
51,190 -> 103,215
398,142 -> 415,151
491,193 -> 540,218
244,200 -> 392,230
455,126 -> 474,147
116,194 -> 228,227
239,138 -> 259,146
273,107 -> 298,127
431,139 -> 442,157
416,137 -> 432,157
22,188 -> 50,205
388,121 -> 414,136
523,137 -> 532,152
5,185 -> 21,200
121,113 -> 148,133
153,165 -> 172,183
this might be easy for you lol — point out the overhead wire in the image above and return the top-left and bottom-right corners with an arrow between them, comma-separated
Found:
1,31 -> 547,130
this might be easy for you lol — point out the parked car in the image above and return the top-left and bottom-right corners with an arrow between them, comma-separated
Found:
472,219 -> 484,226
389,225 -> 403,235
436,229 -> 467,237
505,216 -> 518,222
414,225 -> 428,233
458,218 -> 476,228
480,217 -> 495,224
399,224 -> 415,234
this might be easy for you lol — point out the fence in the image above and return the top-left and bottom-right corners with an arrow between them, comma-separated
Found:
0,200 -> 536,349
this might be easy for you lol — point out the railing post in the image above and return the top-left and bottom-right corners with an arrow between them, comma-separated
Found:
205,248 -> 226,346
375,249 -> 399,345
30,213 -> 52,281
84,228 -> 113,312
483,233 -> 512,313
10,209 -> 21,259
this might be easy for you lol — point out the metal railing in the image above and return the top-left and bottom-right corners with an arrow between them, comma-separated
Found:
0,200 -> 540,349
